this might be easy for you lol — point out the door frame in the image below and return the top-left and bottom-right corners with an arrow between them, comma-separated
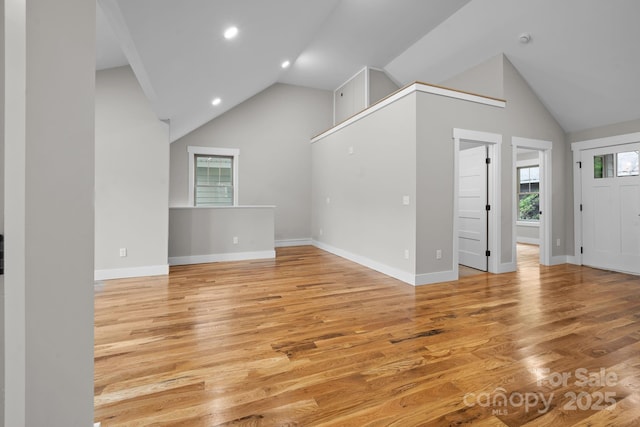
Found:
453,128 -> 502,276
512,137 -> 552,266
571,131 -> 640,265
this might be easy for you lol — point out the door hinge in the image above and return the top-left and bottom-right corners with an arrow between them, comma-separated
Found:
578,161 -> 582,168
486,157 -> 491,164
580,204 -> 583,212
485,250 -> 491,257
580,246 -> 583,254
486,204 -> 491,211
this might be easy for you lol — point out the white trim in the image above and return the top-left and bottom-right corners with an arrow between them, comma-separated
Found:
94,264 -> 169,281
516,221 -> 539,228
453,128 -> 502,276
516,159 -> 539,168
364,67 -> 370,107
571,131 -> 640,266
187,146 -> 240,206
498,262 -> 517,273
94,423 -> 101,427
314,83 -> 505,143
414,270 -> 457,286
275,238 -> 312,247
169,205 -> 275,210
573,148 -> 583,265
550,255 -> 569,266
313,240 -> 415,285
517,237 -> 540,245
512,137 -> 553,267
566,255 -> 580,265
333,66 -> 368,125
169,250 -> 275,266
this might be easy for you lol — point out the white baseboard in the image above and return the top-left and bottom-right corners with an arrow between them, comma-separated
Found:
498,262 -> 517,273
94,423 -> 101,427
94,264 -> 169,281
414,270 -> 457,286
169,250 -> 275,266
566,255 -> 580,265
275,238 -> 312,247
517,237 -> 540,245
312,240 -> 415,285
550,255 -> 569,266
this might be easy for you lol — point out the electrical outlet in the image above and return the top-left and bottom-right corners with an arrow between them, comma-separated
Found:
119,248 -> 127,257
326,197 -> 331,204
436,249 -> 442,260
348,146 -> 354,155
402,196 -> 410,205
233,236 -> 239,244
556,238 -> 561,247
319,228 -> 323,236
404,249 -> 409,259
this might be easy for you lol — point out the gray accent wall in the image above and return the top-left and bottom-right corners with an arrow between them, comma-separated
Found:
502,57 -> 569,258
95,66 -> 169,276
312,94 -> 418,277
4,0 -> 95,424
369,69 -> 399,105
170,83 -> 332,243
169,207 -> 275,262
444,54 -> 569,261
415,92 -> 505,274
442,54 -> 505,100
567,117 -> 640,143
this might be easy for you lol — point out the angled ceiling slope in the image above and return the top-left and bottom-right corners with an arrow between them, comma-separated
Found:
386,0 -> 640,133
97,0 -> 469,142
98,0 -> 640,139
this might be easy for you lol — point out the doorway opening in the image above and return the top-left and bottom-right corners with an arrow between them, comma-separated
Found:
453,128 -> 502,279
512,137 -> 552,268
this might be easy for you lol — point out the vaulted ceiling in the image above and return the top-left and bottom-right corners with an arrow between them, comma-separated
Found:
97,0 -> 640,141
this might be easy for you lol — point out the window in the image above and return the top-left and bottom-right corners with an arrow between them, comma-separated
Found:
518,166 -> 539,222
188,146 -> 239,206
616,151 -> 639,177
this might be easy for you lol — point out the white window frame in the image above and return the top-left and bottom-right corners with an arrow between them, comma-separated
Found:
188,146 -> 239,206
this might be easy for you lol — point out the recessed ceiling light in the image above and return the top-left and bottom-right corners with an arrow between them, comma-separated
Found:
224,26 -> 238,40
281,60 -> 291,69
211,97 -> 221,106
519,33 -> 531,44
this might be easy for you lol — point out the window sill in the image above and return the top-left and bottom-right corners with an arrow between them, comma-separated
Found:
517,221 -> 539,228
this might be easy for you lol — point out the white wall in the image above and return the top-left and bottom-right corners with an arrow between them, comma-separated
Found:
4,0 -> 95,424
170,83 -> 332,244
95,66 -> 169,280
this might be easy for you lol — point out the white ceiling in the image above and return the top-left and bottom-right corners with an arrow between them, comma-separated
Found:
97,0 -> 640,141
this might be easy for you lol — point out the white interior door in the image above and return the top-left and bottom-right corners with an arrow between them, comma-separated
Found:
582,143 -> 640,274
458,144 -> 488,271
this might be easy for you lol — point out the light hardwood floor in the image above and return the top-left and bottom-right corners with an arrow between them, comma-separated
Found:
95,245 -> 640,426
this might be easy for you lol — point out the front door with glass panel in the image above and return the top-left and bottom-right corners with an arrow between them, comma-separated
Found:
582,143 -> 640,274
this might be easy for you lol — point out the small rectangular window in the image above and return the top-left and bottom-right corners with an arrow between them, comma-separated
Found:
594,154 -> 615,178
616,151 -> 639,177
187,146 -> 239,207
194,155 -> 234,206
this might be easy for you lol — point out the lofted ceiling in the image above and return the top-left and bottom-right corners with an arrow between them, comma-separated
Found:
97,0 -> 640,141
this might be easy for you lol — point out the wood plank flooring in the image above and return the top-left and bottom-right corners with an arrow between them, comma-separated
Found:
94,245 -> 640,426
